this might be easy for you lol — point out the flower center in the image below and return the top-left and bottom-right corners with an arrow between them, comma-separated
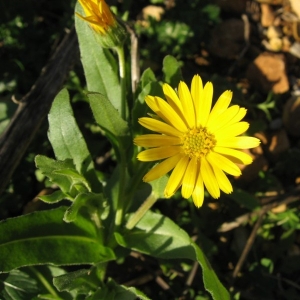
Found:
181,127 -> 216,159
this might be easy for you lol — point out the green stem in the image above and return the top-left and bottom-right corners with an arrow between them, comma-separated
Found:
29,267 -> 61,299
115,157 -> 126,227
116,45 -> 127,120
125,193 -> 157,230
114,45 -> 127,227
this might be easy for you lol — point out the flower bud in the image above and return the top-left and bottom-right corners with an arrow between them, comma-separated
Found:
76,0 -> 127,48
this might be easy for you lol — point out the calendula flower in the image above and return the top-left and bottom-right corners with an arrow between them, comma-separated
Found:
134,75 -> 260,208
76,0 -> 127,48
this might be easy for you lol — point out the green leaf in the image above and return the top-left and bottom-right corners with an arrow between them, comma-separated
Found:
138,81 -> 164,104
0,207 -> 115,272
88,93 -> 130,159
63,192 -> 106,224
102,165 -> 122,228
192,243 -> 230,300
54,169 -> 91,192
115,211 -> 230,300
0,269 -> 39,300
39,190 -> 66,204
47,89 -> 100,192
149,175 -> 169,199
162,55 -> 182,87
75,3 -> 122,111
35,156 -> 75,196
88,93 -> 129,139
202,4 -> 220,22
115,210 -> 196,259
35,156 -> 91,200
86,278 -> 150,300
53,269 -> 99,294
140,68 -> 156,88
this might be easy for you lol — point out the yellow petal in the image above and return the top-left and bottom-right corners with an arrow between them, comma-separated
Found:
145,96 -> 187,132
216,136 -> 261,149
226,107 -> 247,125
164,156 -> 189,198
201,158 -> 220,199
178,81 -> 196,128
137,146 -> 181,161
206,90 -> 232,128
192,168 -> 205,208
145,95 -> 171,125
212,165 -> 233,194
162,83 -> 184,116
181,157 -> 198,199
77,0 -> 115,34
78,0 -> 97,14
214,122 -> 249,139
207,105 -> 240,133
214,147 -> 253,165
191,75 -> 203,124
206,152 -> 241,176
198,81 -> 213,127
138,117 -> 182,137
143,153 -> 183,182
134,135 -> 181,147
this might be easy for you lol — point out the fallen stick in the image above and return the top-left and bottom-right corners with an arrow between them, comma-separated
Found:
0,27 -> 78,195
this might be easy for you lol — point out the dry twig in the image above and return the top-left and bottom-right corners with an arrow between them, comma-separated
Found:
231,186 -> 300,279
0,27 -> 78,195
219,186 -> 300,233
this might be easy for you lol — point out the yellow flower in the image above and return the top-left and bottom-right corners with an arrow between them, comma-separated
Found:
76,0 -> 127,48
134,75 -> 260,208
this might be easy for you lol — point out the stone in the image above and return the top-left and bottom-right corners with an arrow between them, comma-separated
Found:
246,52 -> 289,94
267,129 -> 290,160
261,4 -> 275,27
141,5 -> 165,22
290,0 -> 300,19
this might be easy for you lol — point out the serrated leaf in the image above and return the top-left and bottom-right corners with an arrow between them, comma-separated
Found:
47,89 -> 100,193
162,55 -> 182,87
0,207 -> 115,272
75,3 -> 122,111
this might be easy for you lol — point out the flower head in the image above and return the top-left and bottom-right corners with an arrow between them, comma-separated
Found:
134,75 -> 260,208
76,0 -> 127,48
